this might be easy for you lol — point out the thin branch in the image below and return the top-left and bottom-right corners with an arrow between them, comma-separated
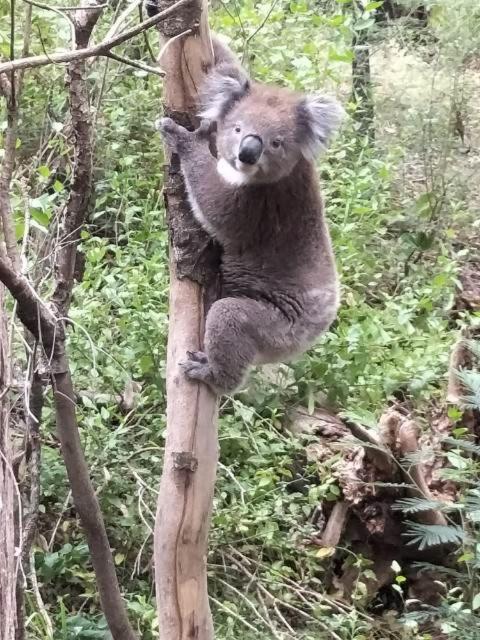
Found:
0,2 -> 32,275
10,0 -> 16,104
138,3 -> 157,62
22,0 -> 75,26
0,255 -> 64,365
26,0 -> 76,48
104,0 -> 142,40
56,3 -> 108,8
17,3 -> 33,96
210,596 -> 259,634
29,550 -> 53,638
0,0 -> 193,75
106,51 -> 164,76
241,0 -> 279,64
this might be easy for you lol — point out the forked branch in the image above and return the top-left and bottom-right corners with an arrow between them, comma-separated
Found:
0,0 -> 192,75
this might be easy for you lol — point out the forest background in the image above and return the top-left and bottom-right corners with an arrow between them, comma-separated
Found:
1,0 -> 480,639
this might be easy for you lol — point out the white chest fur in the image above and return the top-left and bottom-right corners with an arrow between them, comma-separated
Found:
216,158 -> 251,186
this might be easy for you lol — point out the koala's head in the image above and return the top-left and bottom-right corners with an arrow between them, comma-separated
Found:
200,63 -> 344,186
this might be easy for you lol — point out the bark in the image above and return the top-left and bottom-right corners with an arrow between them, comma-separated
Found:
0,285 -> 17,640
153,2 -> 221,639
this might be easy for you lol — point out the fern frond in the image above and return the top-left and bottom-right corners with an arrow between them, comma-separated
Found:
456,369 -> 480,408
465,489 -> 480,522
410,561 -> 466,580
393,497 -> 457,514
442,437 -> 480,456
401,448 -> 435,466
465,339 -> 480,362
404,522 -> 466,550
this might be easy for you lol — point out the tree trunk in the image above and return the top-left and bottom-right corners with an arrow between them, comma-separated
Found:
153,2 -> 221,639
0,285 -> 17,640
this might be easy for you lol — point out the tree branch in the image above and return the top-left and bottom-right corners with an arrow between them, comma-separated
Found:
45,4 -> 138,637
0,0 -> 193,75
0,255 -> 65,368
106,50 -> 165,77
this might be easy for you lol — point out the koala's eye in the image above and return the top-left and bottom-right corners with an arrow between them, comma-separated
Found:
234,125 -> 241,133
271,138 -> 282,149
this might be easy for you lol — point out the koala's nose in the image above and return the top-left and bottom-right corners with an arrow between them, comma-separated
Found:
238,135 -> 263,165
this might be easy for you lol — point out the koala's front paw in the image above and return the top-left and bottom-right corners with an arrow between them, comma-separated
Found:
155,117 -> 189,153
196,119 -> 215,139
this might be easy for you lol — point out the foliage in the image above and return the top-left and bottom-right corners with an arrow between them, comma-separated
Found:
393,349 -> 480,637
2,0 -> 480,639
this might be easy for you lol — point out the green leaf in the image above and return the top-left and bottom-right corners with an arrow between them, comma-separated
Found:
328,14 -> 346,26
15,221 -> 24,240
30,208 -> 50,228
328,48 -> 354,63
38,165 -> 51,178
364,1 -> 383,11
472,593 -> 480,611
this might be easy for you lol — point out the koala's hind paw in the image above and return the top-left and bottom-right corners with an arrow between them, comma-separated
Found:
186,350 -> 208,364
179,351 -> 212,384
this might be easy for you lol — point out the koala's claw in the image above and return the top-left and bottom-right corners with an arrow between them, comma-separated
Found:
179,359 -> 211,380
186,350 -> 208,364
156,116 -> 187,152
197,119 -> 214,138
156,116 -> 176,133
179,350 -> 213,385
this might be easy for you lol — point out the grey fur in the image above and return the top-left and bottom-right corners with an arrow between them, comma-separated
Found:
158,39 -> 343,395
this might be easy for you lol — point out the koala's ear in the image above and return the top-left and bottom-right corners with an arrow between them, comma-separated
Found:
199,63 -> 250,120
297,94 -> 344,160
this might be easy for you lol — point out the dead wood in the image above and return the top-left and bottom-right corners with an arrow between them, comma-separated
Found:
287,406 -> 348,439
397,419 -> 448,526
288,404 -> 457,606
446,336 -> 470,404
320,501 -> 349,548
153,2 -> 221,639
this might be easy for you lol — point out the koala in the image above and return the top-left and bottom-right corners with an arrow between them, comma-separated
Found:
158,40 -> 343,396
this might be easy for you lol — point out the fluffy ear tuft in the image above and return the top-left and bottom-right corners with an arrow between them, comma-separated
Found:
199,63 -> 250,120
297,94 -> 345,160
